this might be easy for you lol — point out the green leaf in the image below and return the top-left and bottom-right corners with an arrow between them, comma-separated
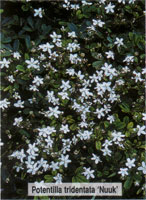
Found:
68,23 -> 78,34
72,174 -> 88,183
16,65 -> 25,72
14,83 -> 19,89
2,37 -> 12,44
70,124 -> 77,131
41,24 -> 52,34
21,4 -> 29,12
95,141 -> 101,150
127,122 -> 134,129
129,32 -> 133,40
119,103 -> 130,113
23,108 -> 30,115
125,131 -> 130,137
108,172 -> 116,178
123,116 -> 129,124
44,175 -> 53,183
92,60 -> 103,68
19,130 -> 30,137
25,35 -> 31,49
0,9 -> 4,14
72,176 -> 78,183
115,121 -> 126,130
13,39 -> 19,51
76,10 -> 83,19
27,16 -> 34,29
104,121 -> 110,128
97,171 -> 102,178
75,166 -> 83,174
124,177 -> 133,190
25,53 -> 29,60
3,85 -> 11,92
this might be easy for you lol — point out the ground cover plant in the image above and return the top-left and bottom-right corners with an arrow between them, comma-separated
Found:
0,0 -> 146,199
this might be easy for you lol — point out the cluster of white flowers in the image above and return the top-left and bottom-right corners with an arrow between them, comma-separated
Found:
1,0 -> 145,189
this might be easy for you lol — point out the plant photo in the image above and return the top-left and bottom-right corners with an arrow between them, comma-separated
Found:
0,0 -> 145,199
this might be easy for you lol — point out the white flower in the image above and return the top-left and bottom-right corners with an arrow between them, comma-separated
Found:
54,173 -> 62,184
38,126 -> 56,137
34,8 -> 43,18
47,106 -> 62,118
0,139 -> 4,147
60,80 -> 71,91
66,68 -> 75,76
82,167 -> 95,179
69,54 -> 81,64
13,92 -> 21,100
8,75 -> 15,83
118,168 -> 128,177
105,51 -> 114,59
129,0 -> 136,4
142,68 -> 146,74
123,55 -> 134,64
91,154 -> 101,164
27,162 -> 39,175
72,136 -> 78,145
13,52 -> 21,59
102,139 -> 112,148
60,124 -> 70,134
112,131 -> 125,142
94,108 -> 105,119
118,0 -> 125,4
79,121 -> 88,128
70,4 -> 80,10
82,1 -> 92,6
68,31 -> 77,38
105,3 -> 115,13
29,85 -> 39,91
0,99 -> 10,110
50,32 -> 62,43
87,25 -> 96,32
126,158 -> 136,169
39,43 -> 54,54
76,70 -> 84,80
32,76 -> 43,86
26,58 -> 40,70
11,149 -> 26,163
134,125 -> 145,136
60,154 -> 71,168
132,71 -> 143,82
114,37 -> 124,47
101,147 -> 112,156
67,43 -> 80,52
13,117 -> 23,126
37,158 -> 47,169
14,100 -> 24,108
58,91 -> 69,100
45,136 -> 53,148
77,130 -> 92,140
134,181 -> 140,186
116,79 -> 125,85
80,87 -> 93,99
99,0 -> 106,4
93,19 -> 105,27
27,144 -> 38,159
0,58 -> 10,68
142,113 -> 146,121
14,165 -> 24,172
107,115 -> 115,123
138,162 -> 146,174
